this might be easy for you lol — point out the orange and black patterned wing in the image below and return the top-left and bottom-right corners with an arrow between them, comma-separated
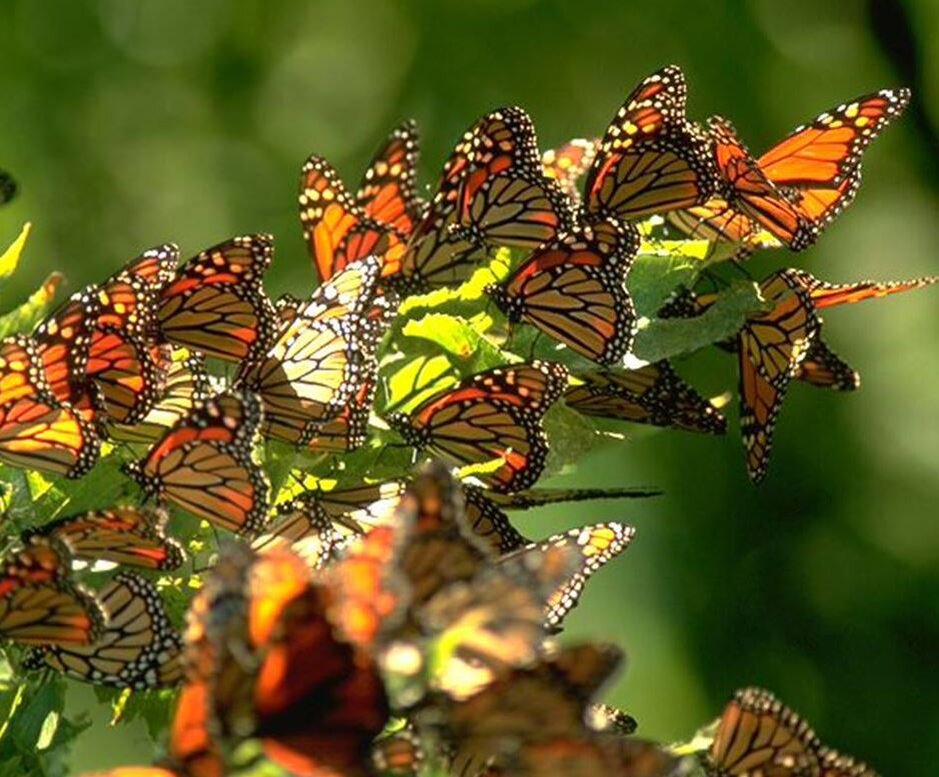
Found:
238,259 -> 387,447
758,90 -> 910,189
157,234 -> 277,364
31,505 -> 185,571
0,537 -> 105,646
738,271 -> 818,483
801,273 -> 939,311
565,361 -> 727,434
708,687 -> 821,777
394,119 -> 481,292
24,571 -> 183,689
357,120 -> 424,236
124,391 -> 270,535
462,487 -> 530,555
385,361 -> 569,492
794,338 -> 860,391
584,65 -> 717,220
0,336 -> 101,478
487,217 -> 639,364
502,523 -> 635,632
456,106 -> 574,250
709,117 -> 817,251
109,351 -> 212,444
299,155 -> 407,282
542,138 -> 600,206
33,288 -> 101,415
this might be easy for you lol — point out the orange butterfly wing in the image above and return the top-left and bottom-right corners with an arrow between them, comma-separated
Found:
300,156 -> 407,282
356,120 -> 423,235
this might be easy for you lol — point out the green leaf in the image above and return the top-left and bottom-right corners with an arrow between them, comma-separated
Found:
632,281 -> 765,363
381,353 -> 457,414
629,245 -> 702,318
0,223 -> 31,280
0,273 -> 64,339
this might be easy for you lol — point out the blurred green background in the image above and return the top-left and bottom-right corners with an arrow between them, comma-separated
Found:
1,0 -> 938,774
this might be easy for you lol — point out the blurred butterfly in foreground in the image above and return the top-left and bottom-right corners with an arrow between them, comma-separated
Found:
707,686 -> 880,776
180,510 -> 412,777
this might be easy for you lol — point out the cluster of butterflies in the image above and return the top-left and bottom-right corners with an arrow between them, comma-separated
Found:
1,463 -> 869,777
0,64 -> 930,492
0,62 -> 922,774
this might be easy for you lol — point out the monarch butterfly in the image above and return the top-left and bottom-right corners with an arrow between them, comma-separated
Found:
542,138 -> 600,206
454,107 -> 575,251
34,246 -> 178,425
0,536 -> 105,646
564,361 -> 727,434
23,571 -> 183,689
415,537 -> 581,701
356,120 -> 425,236
708,116 -> 818,251
487,217 -> 639,364
32,287 -> 106,418
794,339 -> 860,392
502,522 -> 635,632
583,65 -> 717,222
237,258 -> 388,448
708,688 -> 858,777
252,480 -> 404,568
659,286 -> 859,392
670,89 -> 911,252
157,234 -> 277,364
299,155 -> 408,282
390,116 -> 484,292
185,535 -> 404,776
385,361 -> 569,493
123,390 -> 270,535
798,272 -> 939,310
0,336 -> 101,478
109,351 -> 212,444
28,506 -> 185,571
737,271 -> 819,483
661,273 -> 819,481
441,642 -> 626,776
